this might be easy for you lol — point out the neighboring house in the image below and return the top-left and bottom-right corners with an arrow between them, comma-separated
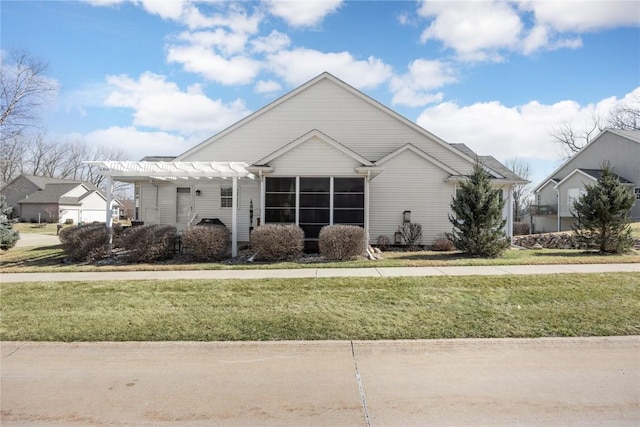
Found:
531,129 -> 640,233
91,72 -> 527,255
1,174 -> 120,224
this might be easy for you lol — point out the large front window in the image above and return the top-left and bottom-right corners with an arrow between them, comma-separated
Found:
265,176 -> 364,240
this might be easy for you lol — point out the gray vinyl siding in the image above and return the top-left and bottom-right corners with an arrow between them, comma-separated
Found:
554,133 -> 639,185
557,173 -> 595,217
537,181 -> 557,206
369,149 -> 454,246
139,180 -> 259,243
269,136 -> 361,176
179,79 -> 472,173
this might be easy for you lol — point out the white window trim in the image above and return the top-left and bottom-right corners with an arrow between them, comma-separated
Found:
220,185 -> 240,209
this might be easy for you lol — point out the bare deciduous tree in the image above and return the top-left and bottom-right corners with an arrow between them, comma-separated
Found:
550,95 -> 640,158
504,158 -> 533,223
0,50 -> 57,143
549,115 -> 604,158
1,132 -> 128,190
608,94 -> 640,131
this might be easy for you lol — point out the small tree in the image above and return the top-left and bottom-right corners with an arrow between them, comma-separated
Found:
0,195 -> 20,250
571,164 -> 635,253
447,161 -> 510,257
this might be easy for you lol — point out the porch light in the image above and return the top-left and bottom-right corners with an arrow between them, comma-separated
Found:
195,189 -> 201,196
394,231 -> 402,244
403,210 -> 411,223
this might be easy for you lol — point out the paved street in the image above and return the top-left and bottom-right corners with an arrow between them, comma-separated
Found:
2,337 -> 639,426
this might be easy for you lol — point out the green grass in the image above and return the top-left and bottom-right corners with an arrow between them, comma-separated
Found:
2,221 -> 638,272
1,273 -> 638,341
1,244 -> 638,273
12,222 -> 62,236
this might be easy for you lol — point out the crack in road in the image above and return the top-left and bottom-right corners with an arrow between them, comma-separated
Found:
351,340 -> 371,427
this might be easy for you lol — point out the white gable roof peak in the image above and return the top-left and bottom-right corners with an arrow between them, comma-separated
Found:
552,169 -> 597,189
254,129 -> 373,166
376,143 -> 461,175
175,72 -> 481,169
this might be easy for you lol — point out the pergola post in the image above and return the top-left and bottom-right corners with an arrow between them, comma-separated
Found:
105,175 -> 113,254
232,176 -> 238,257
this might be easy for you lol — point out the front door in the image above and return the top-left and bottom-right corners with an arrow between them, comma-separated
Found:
176,187 -> 192,230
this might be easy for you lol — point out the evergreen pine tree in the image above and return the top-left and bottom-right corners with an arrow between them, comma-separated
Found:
571,163 -> 635,253
0,196 -> 20,251
447,161 -> 510,257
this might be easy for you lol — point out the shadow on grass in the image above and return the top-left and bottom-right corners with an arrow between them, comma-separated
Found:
382,251 -> 466,261
1,245 -> 67,269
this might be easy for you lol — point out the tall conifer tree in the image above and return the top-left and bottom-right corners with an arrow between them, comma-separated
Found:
448,161 -> 510,257
0,196 -> 19,251
571,164 -> 635,253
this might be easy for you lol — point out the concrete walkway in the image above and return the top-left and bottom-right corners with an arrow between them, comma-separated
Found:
2,337 -> 638,426
1,262 -> 639,282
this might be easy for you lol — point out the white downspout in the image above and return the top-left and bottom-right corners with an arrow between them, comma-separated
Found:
105,175 -> 113,255
260,171 -> 265,226
364,170 -> 370,245
507,185 -> 514,243
232,176 -> 238,257
556,189 -> 560,232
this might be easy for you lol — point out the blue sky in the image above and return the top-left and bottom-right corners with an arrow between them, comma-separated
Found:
2,0 -> 639,185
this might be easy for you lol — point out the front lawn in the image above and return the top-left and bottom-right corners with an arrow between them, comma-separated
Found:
1,273 -> 638,341
1,244 -> 638,273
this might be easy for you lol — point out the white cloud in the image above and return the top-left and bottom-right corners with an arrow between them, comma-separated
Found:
254,79 -> 282,94
419,1 -> 523,61
267,48 -> 393,89
266,0 -> 343,28
416,0 -> 637,60
391,59 -> 457,107
80,126 -> 190,161
175,29 -> 249,56
182,3 -> 263,32
251,30 -> 291,53
137,0 -> 187,21
167,45 -> 261,85
415,87 -> 640,170
520,0 -> 640,33
104,72 -> 251,135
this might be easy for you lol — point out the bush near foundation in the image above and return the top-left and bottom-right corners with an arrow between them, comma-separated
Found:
120,224 -> 177,263
59,223 -> 110,262
319,224 -> 367,260
431,233 -> 456,251
250,224 -> 304,261
182,225 -> 229,261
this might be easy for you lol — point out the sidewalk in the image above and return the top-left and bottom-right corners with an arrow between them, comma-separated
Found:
1,262 -> 639,283
2,337 -> 638,426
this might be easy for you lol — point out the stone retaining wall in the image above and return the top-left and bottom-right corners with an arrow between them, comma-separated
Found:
513,232 -> 640,250
512,232 -> 586,249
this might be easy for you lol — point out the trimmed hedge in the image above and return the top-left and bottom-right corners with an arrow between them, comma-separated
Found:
120,224 -> 177,263
319,224 -> 367,260
181,225 -> 229,261
250,224 -> 304,261
58,223 -> 110,262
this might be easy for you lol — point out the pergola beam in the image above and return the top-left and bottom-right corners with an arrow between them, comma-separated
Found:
85,161 -> 255,258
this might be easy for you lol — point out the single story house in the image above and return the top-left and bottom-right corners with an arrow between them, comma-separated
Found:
1,174 -> 120,224
531,128 -> 640,233
91,72 -> 527,256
